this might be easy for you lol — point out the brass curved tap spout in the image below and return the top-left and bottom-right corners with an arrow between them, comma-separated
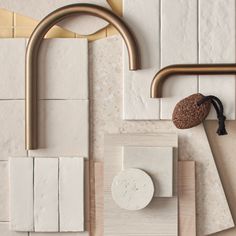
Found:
26,3 -> 140,150
150,64 -> 236,98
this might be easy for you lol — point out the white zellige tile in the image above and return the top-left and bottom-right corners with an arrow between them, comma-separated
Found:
123,0 -> 160,120
34,158 -> 59,232
0,101 -> 26,160
0,161 -> 9,221
0,222 -> 27,236
199,0 -> 235,120
0,39 -> 25,99
38,38 -> 88,99
160,0 -> 198,119
10,158 -> 34,231
29,100 -> 89,158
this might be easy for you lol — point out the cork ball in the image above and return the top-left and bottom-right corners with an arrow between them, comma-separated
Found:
172,93 -> 211,129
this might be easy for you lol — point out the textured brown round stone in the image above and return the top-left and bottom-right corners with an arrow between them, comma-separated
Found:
172,93 -> 211,129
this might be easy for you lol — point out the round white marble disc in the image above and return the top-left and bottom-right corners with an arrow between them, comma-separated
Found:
111,168 -> 154,211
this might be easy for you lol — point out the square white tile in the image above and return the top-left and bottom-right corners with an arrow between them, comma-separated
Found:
123,146 -> 174,197
0,101 -> 26,160
29,100 -> 89,158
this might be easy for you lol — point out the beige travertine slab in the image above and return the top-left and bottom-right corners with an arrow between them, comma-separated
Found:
179,161 -> 196,236
104,134 -> 178,236
89,36 -> 234,235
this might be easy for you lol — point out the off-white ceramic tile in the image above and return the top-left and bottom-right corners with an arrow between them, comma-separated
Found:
34,158 -> 58,232
30,232 -> 89,236
0,39 -> 25,99
199,0 -> 235,120
123,146 -> 174,197
123,0 -> 160,120
104,134 -> 178,236
29,100 -> 89,158
160,0 -> 198,119
59,157 -> 84,232
0,101 -> 26,160
0,222 -> 28,236
0,161 -> 9,221
0,0 -> 110,35
38,38 -> 88,99
10,158 -> 34,232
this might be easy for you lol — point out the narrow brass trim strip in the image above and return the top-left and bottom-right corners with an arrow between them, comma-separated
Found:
25,3 -> 140,150
150,64 -> 236,98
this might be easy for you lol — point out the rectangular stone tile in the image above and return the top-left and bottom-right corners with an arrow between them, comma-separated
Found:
0,161 -> 9,221
123,146 -> 174,197
0,101 -> 26,160
199,0 -> 235,120
34,158 -> 58,232
160,0 -> 198,119
9,158 -> 34,231
123,0 -> 160,120
29,100 -> 89,158
59,157 -> 84,232
0,222 -> 28,236
38,38 -> 88,99
0,39 -> 25,99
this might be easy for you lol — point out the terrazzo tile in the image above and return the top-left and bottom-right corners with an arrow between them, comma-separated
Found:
0,161 -> 9,221
38,38 -> 88,99
199,0 -> 236,120
0,100 -> 26,160
29,100 -> 89,158
0,39 -> 25,99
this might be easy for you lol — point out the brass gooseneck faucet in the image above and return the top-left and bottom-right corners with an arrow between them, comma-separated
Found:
25,3 -> 140,150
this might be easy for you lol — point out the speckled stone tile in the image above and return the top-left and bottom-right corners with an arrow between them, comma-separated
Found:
89,36 -> 234,235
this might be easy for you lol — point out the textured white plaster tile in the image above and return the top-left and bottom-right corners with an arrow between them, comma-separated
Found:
0,0 -> 110,35
59,157 -> 84,232
39,39 -> 88,99
123,0 -> 160,120
199,0 -> 235,120
9,158 -> 34,231
0,39 -> 25,99
123,146 -> 174,197
0,161 -> 9,221
160,0 -> 198,120
29,100 -> 89,158
0,222 -> 28,236
0,101 -> 26,160
34,158 -> 58,232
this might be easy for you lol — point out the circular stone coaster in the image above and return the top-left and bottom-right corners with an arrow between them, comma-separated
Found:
111,168 -> 154,211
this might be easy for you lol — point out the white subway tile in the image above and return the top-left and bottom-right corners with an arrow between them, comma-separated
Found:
59,157 -> 84,232
34,158 -> 58,232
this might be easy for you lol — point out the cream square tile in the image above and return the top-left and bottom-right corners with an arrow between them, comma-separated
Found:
123,0 -> 160,120
199,0 -> 236,120
59,157 -> 84,232
0,101 -> 26,160
0,39 -> 25,99
0,222 -> 27,236
38,39 -> 88,99
10,158 -> 34,231
34,158 -> 58,232
160,0 -> 198,120
29,100 -> 89,158
0,161 -> 9,221
123,146 -> 175,197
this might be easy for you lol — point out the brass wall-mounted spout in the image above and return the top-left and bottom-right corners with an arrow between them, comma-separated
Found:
150,64 -> 236,98
25,3 -> 140,150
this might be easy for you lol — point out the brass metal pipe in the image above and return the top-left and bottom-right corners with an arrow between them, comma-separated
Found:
150,64 -> 236,98
25,3 -> 140,150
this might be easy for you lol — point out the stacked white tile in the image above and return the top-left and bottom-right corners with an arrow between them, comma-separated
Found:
123,0 -> 160,119
199,0 -> 235,119
59,157 -> 84,232
123,146 -> 174,197
34,158 -> 59,232
10,158 -> 34,231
